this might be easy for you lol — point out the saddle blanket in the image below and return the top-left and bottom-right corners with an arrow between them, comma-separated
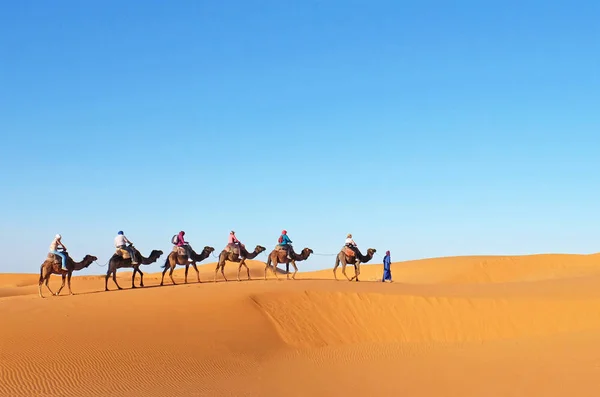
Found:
115,248 -> 131,259
47,252 -> 65,264
224,244 -> 242,255
172,246 -> 187,256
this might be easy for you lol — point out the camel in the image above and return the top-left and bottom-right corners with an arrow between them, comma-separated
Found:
38,251 -> 98,298
333,247 -> 377,282
215,244 -> 267,282
264,247 -> 313,280
160,245 -> 215,286
104,245 -> 163,291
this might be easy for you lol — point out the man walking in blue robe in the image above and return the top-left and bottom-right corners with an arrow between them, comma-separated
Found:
382,250 -> 392,282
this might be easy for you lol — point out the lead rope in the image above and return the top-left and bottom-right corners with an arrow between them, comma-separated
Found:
95,260 -> 108,267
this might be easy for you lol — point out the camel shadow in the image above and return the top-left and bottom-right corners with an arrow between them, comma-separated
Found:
71,282 -> 184,296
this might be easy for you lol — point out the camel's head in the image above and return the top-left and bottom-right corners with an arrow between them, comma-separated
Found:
255,245 -> 267,254
366,248 -> 377,256
83,255 -> 98,267
150,250 -> 164,259
203,246 -> 215,254
302,248 -> 314,256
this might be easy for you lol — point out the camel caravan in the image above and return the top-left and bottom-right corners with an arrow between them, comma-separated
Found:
38,231 -> 376,298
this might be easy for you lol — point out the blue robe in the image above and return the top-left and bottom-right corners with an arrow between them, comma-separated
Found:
382,254 -> 392,281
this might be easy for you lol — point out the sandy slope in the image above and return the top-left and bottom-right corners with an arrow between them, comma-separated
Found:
2,254 -> 600,396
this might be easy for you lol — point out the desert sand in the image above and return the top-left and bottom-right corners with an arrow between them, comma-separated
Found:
2,253 -> 600,396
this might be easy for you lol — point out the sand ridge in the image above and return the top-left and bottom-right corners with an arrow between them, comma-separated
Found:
2,253 -> 600,396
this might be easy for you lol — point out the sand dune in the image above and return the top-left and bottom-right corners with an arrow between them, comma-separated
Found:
2,254 -> 600,396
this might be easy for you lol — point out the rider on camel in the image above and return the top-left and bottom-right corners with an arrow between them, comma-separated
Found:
175,231 -> 194,262
345,233 -> 360,258
228,231 -> 243,259
114,231 -> 137,264
278,230 -> 293,260
49,234 -> 68,270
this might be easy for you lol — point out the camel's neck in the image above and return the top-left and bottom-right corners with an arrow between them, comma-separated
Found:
73,258 -> 93,270
358,251 -> 373,262
292,251 -> 311,261
192,250 -> 210,261
246,250 -> 261,259
140,251 -> 160,265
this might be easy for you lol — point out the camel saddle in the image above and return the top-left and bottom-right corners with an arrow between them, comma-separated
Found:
224,243 -> 244,256
172,246 -> 187,256
115,248 -> 131,259
275,245 -> 290,251
343,247 -> 356,257
47,252 -> 68,265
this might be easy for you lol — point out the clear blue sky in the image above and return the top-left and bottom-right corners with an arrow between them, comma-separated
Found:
1,0 -> 599,275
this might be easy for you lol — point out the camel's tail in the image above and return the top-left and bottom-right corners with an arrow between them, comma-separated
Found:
266,255 -> 271,267
39,265 -> 44,284
161,257 -> 170,269
334,255 -> 340,268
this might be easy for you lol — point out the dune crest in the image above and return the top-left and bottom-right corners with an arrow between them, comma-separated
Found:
252,290 -> 600,348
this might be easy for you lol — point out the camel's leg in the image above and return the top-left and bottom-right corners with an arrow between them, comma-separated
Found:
105,270 -> 111,291
44,275 -> 56,296
192,263 -> 200,283
285,262 -> 290,279
169,265 -> 177,285
341,263 -> 352,281
112,269 -> 123,290
214,264 -> 220,283
131,268 -> 137,288
160,264 -> 168,286
38,270 -> 46,298
67,272 -> 74,295
264,262 -> 269,281
44,278 -> 54,295
349,262 -> 360,281
333,258 -> 340,281
44,273 -> 55,295
290,261 -> 298,280
221,262 -> 228,282
184,264 -> 189,284
271,261 -> 280,280
56,273 -> 66,296
238,260 -> 250,281
131,267 -> 144,288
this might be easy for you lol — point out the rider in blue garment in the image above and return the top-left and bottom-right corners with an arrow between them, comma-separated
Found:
278,230 -> 293,259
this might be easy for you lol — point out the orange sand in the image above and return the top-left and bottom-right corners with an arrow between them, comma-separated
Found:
2,253 -> 600,396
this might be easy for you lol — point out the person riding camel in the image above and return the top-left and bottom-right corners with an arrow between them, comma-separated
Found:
175,231 -> 194,262
49,234 -> 68,270
228,231 -> 243,259
114,231 -> 137,265
278,230 -> 293,260
345,233 -> 360,258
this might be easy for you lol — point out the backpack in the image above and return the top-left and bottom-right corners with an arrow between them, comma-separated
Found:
278,235 -> 283,244
171,234 -> 178,245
